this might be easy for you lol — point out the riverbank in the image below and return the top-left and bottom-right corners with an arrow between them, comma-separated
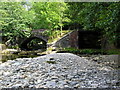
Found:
0,49 -> 47,63
0,53 -> 119,88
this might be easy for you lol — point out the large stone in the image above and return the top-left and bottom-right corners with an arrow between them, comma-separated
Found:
0,44 -> 6,51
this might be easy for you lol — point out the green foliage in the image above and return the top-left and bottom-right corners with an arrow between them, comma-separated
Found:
58,48 -> 120,55
0,2 -> 34,44
43,30 -> 70,43
32,2 -> 69,30
67,2 -> 120,43
1,2 -> 119,50
58,48 -> 104,55
106,49 -> 120,55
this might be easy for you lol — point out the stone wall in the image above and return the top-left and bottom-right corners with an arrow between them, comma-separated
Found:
69,31 -> 78,48
53,30 -> 119,49
54,31 -> 78,48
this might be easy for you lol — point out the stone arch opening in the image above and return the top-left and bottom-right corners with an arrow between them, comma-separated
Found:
78,30 -> 101,49
19,37 -> 47,50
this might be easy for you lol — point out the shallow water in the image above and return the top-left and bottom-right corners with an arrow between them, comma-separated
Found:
0,48 -> 47,63
0,54 -> 40,63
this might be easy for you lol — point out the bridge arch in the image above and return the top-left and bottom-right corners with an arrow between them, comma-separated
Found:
19,36 -> 47,50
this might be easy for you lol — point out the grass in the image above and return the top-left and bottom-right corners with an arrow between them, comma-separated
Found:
106,49 -> 120,55
47,30 -> 70,43
57,48 -> 120,55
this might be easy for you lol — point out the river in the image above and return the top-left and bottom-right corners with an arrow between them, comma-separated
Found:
0,50 -> 45,63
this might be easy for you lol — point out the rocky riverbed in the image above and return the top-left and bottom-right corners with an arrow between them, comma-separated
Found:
79,54 -> 120,69
0,53 -> 119,89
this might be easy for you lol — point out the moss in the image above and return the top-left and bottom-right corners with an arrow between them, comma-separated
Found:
106,49 -> 120,55
57,48 -> 120,55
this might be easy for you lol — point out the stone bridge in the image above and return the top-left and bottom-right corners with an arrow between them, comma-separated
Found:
31,29 -> 48,42
19,29 -> 48,50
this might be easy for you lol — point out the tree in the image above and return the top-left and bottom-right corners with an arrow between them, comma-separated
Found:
32,2 -> 68,29
31,2 -> 69,39
0,2 -> 34,46
67,2 -> 120,49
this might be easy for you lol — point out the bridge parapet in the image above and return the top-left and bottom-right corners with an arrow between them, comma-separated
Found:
19,29 -> 49,50
31,29 -> 47,33
31,29 -> 48,42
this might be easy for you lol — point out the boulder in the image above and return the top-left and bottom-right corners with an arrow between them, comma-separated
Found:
0,44 -> 6,51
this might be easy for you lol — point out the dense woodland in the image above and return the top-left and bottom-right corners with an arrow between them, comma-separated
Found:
0,2 -> 120,49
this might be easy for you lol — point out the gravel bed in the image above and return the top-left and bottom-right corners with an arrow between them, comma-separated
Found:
0,53 -> 119,89
79,55 -> 120,69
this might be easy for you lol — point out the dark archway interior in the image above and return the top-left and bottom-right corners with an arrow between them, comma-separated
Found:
20,37 -> 47,50
78,31 -> 101,49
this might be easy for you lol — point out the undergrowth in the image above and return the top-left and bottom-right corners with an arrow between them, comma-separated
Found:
57,48 -> 120,55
